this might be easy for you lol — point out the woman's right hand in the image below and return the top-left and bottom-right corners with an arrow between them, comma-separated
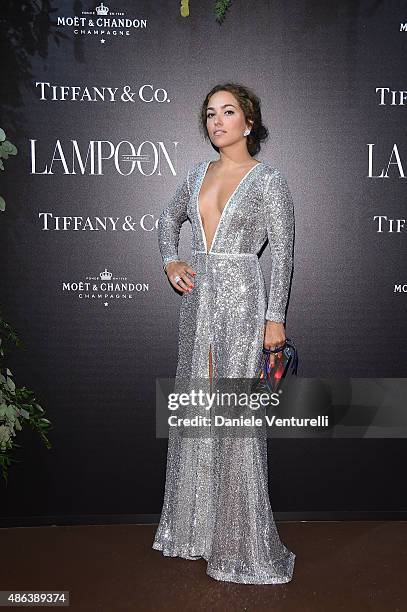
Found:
165,261 -> 196,293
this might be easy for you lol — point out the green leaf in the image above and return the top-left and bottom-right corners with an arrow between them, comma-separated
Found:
3,141 -> 17,155
5,404 -> 17,418
6,378 -> 15,393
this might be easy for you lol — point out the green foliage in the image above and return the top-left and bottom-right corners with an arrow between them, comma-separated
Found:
0,127 -> 52,484
180,0 -> 232,23
214,0 -> 232,24
0,128 -> 18,211
0,311 -> 53,485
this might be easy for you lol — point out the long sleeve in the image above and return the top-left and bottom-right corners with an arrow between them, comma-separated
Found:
157,168 -> 191,270
263,169 -> 294,323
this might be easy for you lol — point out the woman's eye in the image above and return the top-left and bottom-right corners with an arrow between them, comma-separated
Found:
207,110 -> 234,118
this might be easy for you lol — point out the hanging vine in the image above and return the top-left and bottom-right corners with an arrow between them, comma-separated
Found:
180,0 -> 232,23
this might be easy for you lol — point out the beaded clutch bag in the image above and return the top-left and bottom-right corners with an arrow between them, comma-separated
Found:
253,337 -> 299,394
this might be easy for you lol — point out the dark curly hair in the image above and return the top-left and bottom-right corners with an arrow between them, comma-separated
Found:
198,82 -> 269,157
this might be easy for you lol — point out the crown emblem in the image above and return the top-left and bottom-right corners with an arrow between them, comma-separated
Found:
100,268 -> 112,280
96,2 -> 109,15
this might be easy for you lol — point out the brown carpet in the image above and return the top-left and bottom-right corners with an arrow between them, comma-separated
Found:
1,521 -> 406,611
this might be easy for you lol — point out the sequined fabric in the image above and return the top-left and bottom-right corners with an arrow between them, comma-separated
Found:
153,160 -> 296,584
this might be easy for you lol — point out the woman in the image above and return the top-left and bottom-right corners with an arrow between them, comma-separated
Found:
152,83 -> 296,584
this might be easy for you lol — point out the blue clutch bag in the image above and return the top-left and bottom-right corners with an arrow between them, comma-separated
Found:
254,337 -> 299,394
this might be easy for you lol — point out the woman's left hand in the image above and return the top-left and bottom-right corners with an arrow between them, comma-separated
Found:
264,320 -> 286,368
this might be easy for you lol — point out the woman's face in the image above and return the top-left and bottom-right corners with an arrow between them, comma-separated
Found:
206,90 -> 252,149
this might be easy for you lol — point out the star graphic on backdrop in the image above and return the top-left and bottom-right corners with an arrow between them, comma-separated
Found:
100,39 -> 105,43
104,302 -> 109,307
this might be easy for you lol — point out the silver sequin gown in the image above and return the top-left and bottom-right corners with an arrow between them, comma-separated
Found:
152,159 -> 296,584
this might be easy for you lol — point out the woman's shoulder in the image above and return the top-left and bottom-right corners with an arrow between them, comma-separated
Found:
188,160 -> 207,174
259,162 -> 287,180
259,164 -> 291,194
183,160 -> 206,185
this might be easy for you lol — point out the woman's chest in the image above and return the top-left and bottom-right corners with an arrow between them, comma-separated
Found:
187,176 -> 264,226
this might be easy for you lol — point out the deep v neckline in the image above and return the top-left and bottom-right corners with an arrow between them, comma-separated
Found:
197,159 -> 263,254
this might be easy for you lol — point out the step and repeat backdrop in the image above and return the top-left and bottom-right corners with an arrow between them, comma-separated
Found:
1,0 -> 406,523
